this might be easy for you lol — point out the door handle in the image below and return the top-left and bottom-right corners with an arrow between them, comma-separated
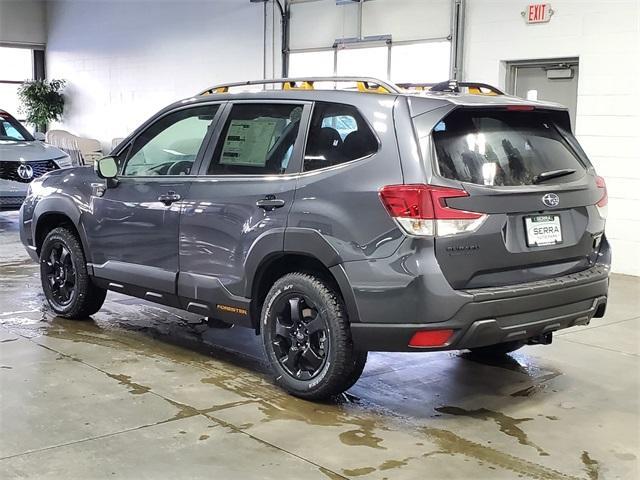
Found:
158,191 -> 181,206
256,195 -> 285,212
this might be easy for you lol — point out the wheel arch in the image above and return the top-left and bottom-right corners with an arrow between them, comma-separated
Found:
33,197 -> 89,260
249,252 -> 361,333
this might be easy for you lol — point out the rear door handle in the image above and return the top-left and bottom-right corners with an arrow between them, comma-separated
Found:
158,191 -> 181,206
256,195 -> 285,211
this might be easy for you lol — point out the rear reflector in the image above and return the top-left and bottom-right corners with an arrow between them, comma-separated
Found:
595,175 -> 608,220
409,329 -> 454,348
379,184 -> 487,237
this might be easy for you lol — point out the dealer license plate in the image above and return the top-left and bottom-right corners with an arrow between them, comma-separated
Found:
524,215 -> 562,247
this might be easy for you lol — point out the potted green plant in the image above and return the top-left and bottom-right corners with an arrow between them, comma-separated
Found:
17,79 -> 66,133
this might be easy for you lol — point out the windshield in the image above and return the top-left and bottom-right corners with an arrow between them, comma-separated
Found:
419,109 -> 585,186
0,111 -> 34,142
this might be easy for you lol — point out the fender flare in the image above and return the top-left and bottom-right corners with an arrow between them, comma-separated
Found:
32,195 -> 91,261
243,227 -> 361,323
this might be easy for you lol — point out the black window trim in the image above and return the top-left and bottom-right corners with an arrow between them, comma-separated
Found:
196,99 -> 313,178
300,100 -> 381,174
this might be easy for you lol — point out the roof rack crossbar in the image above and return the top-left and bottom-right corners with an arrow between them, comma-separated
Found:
198,76 -> 402,96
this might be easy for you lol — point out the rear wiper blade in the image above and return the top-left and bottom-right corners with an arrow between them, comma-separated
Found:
533,168 -> 576,184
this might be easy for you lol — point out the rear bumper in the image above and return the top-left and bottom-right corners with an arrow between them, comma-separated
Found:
350,264 -> 609,351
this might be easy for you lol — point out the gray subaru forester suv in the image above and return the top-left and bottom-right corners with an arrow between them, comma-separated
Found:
19,77 -> 610,399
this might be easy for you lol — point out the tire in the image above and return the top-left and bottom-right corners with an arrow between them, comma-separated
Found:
40,226 -> 107,319
468,340 -> 526,357
261,272 -> 366,400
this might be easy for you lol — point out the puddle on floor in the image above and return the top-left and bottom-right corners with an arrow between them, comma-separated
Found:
0,257 -> 604,480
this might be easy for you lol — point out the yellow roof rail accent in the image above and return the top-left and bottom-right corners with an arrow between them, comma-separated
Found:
356,81 -> 392,94
197,77 -> 402,96
283,80 -> 315,90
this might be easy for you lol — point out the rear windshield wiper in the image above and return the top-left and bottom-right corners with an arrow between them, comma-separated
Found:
533,168 -> 577,184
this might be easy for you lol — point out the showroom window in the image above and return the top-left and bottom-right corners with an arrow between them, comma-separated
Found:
123,105 -> 220,177
0,46 -> 36,122
207,103 -> 304,176
390,41 -> 450,83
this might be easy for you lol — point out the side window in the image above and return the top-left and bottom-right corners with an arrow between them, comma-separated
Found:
122,105 -> 219,176
207,103 -> 304,175
1,120 -> 25,140
304,102 -> 378,172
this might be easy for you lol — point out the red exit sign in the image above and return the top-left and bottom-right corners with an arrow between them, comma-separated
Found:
523,3 -> 554,24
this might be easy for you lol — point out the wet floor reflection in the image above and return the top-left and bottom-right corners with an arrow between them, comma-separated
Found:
0,252 -> 623,479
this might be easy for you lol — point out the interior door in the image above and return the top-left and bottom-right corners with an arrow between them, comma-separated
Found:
85,103 -> 221,303
512,61 -> 579,129
178,101 -> 311,323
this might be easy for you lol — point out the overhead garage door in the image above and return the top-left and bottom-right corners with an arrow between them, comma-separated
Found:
288,0 -> 453,83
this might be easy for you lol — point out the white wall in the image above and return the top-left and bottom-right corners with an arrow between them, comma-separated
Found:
0,0 -> 46,45
46,0 -> 274,150
464,0 -> 640,276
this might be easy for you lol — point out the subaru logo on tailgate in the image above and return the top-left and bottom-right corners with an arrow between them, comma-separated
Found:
17,164 -> 34,180
542,193 -> 560,208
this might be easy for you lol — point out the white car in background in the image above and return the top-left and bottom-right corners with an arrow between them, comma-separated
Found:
0,109 -> 72,208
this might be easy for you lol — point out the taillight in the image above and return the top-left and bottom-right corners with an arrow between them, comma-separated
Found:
409,329 -> 454,348
595,175 -> 608,220
379,184 -> 487,237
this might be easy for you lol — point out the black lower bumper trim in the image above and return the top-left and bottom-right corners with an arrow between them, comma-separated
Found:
351,295 -> 607,352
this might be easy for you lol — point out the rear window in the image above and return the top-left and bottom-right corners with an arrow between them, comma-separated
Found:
421,109 -> 585,186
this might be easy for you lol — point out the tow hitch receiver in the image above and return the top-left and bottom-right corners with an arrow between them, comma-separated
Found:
528,332 -> 553,345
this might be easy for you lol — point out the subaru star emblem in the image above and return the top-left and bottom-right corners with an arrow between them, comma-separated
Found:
17,163 -> 34,180
542,193 -> 560,207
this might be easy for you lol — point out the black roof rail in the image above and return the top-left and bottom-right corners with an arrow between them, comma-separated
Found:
397,81 -> 504,96
198,76 -> 402,95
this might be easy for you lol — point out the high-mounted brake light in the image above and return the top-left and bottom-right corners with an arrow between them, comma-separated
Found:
379,184 -> 487,237
506,105 -> 535,111
595,175 -> 608,220
409,329 -> 454,348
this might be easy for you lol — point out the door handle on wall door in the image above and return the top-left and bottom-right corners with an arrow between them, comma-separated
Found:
158,191 -> 181,206
256,195 -> 285,212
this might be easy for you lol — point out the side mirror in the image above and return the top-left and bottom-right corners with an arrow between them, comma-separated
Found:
95,156 -> 119,188
95,156 -> 118,179
34,132 -> 46,141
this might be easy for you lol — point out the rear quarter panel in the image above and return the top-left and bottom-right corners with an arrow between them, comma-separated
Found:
287,95 -> 405,263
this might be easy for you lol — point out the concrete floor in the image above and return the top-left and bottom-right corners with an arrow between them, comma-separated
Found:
0,210 -> 638,480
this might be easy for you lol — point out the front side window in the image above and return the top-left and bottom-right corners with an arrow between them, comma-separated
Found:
424,109 -> 585,186
123,105 -> 219,176
207,103 -> 304,175
0,112 -> 32,141
304,102 -> 378,172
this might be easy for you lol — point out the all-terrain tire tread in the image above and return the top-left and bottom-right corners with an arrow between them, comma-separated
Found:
40,227 -> 107,319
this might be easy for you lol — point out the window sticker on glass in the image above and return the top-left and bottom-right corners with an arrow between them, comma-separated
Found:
220,119 -> 280,167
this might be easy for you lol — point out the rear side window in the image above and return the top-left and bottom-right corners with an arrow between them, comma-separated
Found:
304,102 -> 377,172
424,109 -> 585,186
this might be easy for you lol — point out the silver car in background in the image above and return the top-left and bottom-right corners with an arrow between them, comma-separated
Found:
0,109 -> 72,208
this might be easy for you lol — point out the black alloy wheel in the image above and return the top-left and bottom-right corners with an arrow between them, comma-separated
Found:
271,295 -> 328,380
43,240 -> 77,308
262,272 -> 367,400
39,227 -> 107,319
